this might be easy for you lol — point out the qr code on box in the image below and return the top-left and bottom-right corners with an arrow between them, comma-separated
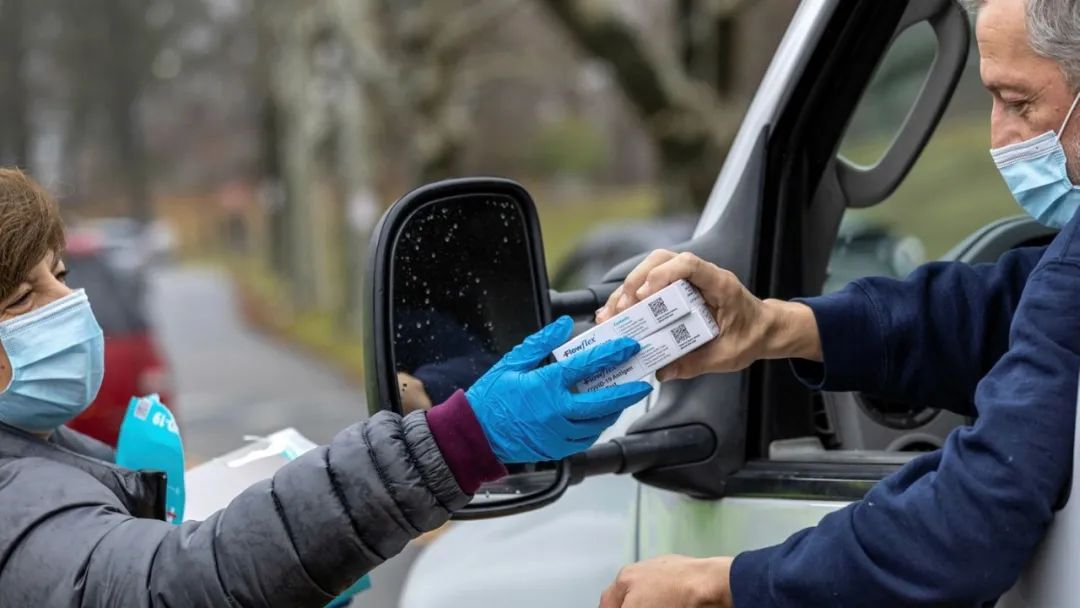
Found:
648,298 -> 669,320
671,323 -> 692,346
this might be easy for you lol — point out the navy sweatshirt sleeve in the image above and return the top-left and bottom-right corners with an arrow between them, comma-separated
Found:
730,222 -> 1080,606
790,246 -> 1044,415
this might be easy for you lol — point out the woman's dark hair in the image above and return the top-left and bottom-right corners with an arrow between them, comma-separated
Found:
0,168 -> 65,299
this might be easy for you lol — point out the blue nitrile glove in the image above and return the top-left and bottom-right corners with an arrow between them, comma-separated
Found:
466,316 -> 653,463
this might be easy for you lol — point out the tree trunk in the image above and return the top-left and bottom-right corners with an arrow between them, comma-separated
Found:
658,136 -> 727,216
0,0 -> 30,169
540,0 -> 747,214
103,0 -> 151,222
260,95 -> 293,275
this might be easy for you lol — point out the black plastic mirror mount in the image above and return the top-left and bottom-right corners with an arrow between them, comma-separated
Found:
548,283 -> 620,319
454,425 -> 715,520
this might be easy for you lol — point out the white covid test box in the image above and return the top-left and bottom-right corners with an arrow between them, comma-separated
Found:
552,279 -> 721,392
575,307 -> 720,391
553,279 -> 705,362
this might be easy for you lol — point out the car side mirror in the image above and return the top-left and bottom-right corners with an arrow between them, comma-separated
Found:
363,177 -> 572,518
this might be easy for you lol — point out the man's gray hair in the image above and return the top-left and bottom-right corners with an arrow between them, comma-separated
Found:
960,0 -> 1080,89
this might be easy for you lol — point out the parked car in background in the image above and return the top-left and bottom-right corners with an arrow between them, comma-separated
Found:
550,215 -> 925,294
64,231 -> 173,447
78,217 -> 152,278
145,219 -> 179,265
549,216 -> 698,291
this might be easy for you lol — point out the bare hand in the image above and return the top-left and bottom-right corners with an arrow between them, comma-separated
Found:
397,372 -> 433,413
599,555 -> 734,608
595,250 -> 821,380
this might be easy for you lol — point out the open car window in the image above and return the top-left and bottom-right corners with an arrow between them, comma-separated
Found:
791,15 -> 1013,460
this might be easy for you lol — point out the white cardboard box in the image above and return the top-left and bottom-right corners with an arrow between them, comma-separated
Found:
554,280 -> 704,362
183,428 -> 317,522
576,307 -> 720,391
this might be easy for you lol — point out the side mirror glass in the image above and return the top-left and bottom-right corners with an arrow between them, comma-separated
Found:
364,178 -> 570,518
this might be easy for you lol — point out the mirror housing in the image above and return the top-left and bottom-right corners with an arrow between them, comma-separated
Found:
364,177 -> 573,518
364,177 -> 553,414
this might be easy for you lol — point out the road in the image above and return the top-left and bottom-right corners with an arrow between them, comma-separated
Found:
147,265 -> 419,607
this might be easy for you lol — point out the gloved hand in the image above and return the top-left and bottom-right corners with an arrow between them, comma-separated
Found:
466,316 -> 653,463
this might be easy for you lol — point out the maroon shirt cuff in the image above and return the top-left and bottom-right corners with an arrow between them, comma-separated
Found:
425,389 -> 507,495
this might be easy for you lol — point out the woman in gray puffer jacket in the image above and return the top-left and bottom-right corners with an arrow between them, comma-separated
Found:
0,169 -> 652,607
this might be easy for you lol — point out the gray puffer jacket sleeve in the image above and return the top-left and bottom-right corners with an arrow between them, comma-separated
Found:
0,410 -> 470,607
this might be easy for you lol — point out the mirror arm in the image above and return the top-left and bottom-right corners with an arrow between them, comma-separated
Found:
565,424 -> 715,485
549,283 -> 620,319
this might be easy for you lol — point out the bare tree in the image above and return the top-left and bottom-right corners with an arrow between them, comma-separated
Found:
0,0 -> 30,169
38,0 -> 161,214
330,0 -> 523,183
540,0 -> 781,213
388,0 -> 524,181
101,0 -> 155,221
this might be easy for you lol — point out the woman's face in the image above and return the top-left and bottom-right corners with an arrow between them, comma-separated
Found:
0,252 -> 71,388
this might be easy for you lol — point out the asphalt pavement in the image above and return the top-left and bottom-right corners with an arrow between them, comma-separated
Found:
147,264 -> 419,607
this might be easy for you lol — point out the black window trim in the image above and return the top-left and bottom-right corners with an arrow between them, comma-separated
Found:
731,0 -> 968,501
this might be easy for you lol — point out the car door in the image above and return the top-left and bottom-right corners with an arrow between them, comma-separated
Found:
635,0 -> 1005,569
638,2 -> 1079,604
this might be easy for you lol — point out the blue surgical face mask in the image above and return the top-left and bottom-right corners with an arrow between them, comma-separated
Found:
0,290 -> 105,432
991,91 -> 1080,229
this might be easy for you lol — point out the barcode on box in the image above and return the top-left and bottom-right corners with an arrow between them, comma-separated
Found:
671,323 -> 692,347
648,298 -> 669,320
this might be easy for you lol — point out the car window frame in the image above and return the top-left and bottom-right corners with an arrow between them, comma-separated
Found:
730,0 -> 969,501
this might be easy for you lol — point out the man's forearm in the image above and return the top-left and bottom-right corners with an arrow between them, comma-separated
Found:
761,299 -> 822,362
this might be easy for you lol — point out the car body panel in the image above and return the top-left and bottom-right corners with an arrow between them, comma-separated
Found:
400,399 -> 649,608
638,493 -> 847,559
401,473 -> 639,608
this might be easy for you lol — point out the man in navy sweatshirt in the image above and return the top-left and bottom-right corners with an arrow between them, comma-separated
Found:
596,0 -> 1080,606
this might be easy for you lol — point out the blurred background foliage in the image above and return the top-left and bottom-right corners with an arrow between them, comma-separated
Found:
0,0 -> 798,376
0,0 -> 1008,377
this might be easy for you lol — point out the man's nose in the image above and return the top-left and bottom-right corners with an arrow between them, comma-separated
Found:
989,102 -> 1023,148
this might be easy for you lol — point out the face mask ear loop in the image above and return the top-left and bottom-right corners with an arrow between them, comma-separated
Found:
1057,90 -> 1080,140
